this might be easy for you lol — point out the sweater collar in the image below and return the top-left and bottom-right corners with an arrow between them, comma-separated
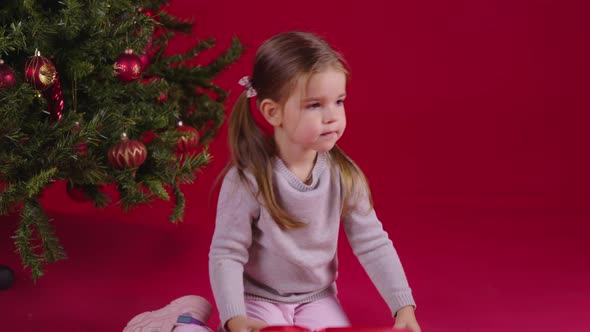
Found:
274,152 -> 328,192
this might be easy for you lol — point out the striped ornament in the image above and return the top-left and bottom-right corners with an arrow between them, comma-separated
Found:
107,133 -> 147,169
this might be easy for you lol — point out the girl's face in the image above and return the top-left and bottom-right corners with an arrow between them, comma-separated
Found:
277,68 -> 347,154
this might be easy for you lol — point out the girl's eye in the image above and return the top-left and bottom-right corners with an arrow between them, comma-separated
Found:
306,102 -> 321,109
336,99 -> 345,106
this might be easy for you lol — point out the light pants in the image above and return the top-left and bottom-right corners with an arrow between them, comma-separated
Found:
244,295 -> 351,330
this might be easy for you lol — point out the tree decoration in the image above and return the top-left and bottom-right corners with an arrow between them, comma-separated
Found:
107,133 -> 148,169
0,60 -> 17,89
141,131 -> 157,145
175,121 -> 200,152
155,92 -> 168,103
0,265 -> 14,290
113,49 -> 143,83
24,49 -> 57,91
42,70 -> 64,121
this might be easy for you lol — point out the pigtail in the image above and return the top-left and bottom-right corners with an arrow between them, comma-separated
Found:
329,145 -> 374,217
228,92 -> 271,170
226,91 -> 304,229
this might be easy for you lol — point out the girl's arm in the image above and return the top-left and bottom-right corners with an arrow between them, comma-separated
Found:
209,167 -> 260,329
341,181 -> 416,319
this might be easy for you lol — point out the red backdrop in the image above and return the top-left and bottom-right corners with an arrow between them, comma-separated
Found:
1,1 -> 589,331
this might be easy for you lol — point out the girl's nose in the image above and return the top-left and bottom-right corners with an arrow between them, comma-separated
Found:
323,106 -> 339,123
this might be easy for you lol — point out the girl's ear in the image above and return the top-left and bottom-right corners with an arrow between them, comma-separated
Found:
259,98 -> 282,127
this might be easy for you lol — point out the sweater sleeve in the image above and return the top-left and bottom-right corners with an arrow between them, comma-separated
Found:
209,167 -> 260,327
342,181 -> 416,316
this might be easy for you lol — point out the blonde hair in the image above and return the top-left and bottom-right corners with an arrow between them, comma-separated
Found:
223,31 -> 373,229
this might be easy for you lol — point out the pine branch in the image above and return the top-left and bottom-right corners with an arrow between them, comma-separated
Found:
169,180 -> 184,223
14,199 -> 66,280
59,0 -> 85,39
144,178 -> 170,200
162,37 -> 215,66
88,186 -> 110,208
202,36 -> 244,77
25,168 -> 58,199
157,11 -> 192,34
14,206 -> 44,278
33,203 -> 66,263
117,171 -> 154,211
0,22 -> 27,55
0,184 -> 19,216
176,149 -> 210,185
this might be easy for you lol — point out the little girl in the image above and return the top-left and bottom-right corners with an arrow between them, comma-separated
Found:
209,31 -> 420,332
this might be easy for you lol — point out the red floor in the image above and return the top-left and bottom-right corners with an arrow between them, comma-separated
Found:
1,182 -> 588,331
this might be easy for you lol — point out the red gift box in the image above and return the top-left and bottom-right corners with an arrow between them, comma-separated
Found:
261,326 -> 411,332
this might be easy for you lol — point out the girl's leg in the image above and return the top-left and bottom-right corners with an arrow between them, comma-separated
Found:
245,299 -> 295,326
293,296 -> 350,330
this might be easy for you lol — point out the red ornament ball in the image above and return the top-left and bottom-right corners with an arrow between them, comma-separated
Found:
156,92 -> 168,103
107,133 -> 147,169
73,142 -> 88,156
113,49 -> 143,83
24,50 -> 56,91
175,122 -> 200,152
141,131 -> 157,145
138,7 -> 156,17
0,60 -> 17,89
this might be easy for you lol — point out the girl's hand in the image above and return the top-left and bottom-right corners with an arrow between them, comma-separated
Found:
226,315 -> 268,332
393,306 -> 421,332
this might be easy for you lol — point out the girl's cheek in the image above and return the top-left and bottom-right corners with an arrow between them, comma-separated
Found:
299,127 -> 318,143
311,126 -> 324,141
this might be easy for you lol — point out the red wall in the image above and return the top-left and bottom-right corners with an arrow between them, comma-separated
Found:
35,0 -> 590,216
168,0 -> 590,209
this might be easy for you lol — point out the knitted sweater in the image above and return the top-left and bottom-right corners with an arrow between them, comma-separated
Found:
208,152 -> 415,326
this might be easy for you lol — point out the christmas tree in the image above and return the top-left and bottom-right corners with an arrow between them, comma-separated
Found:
0,0 -> 243,279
